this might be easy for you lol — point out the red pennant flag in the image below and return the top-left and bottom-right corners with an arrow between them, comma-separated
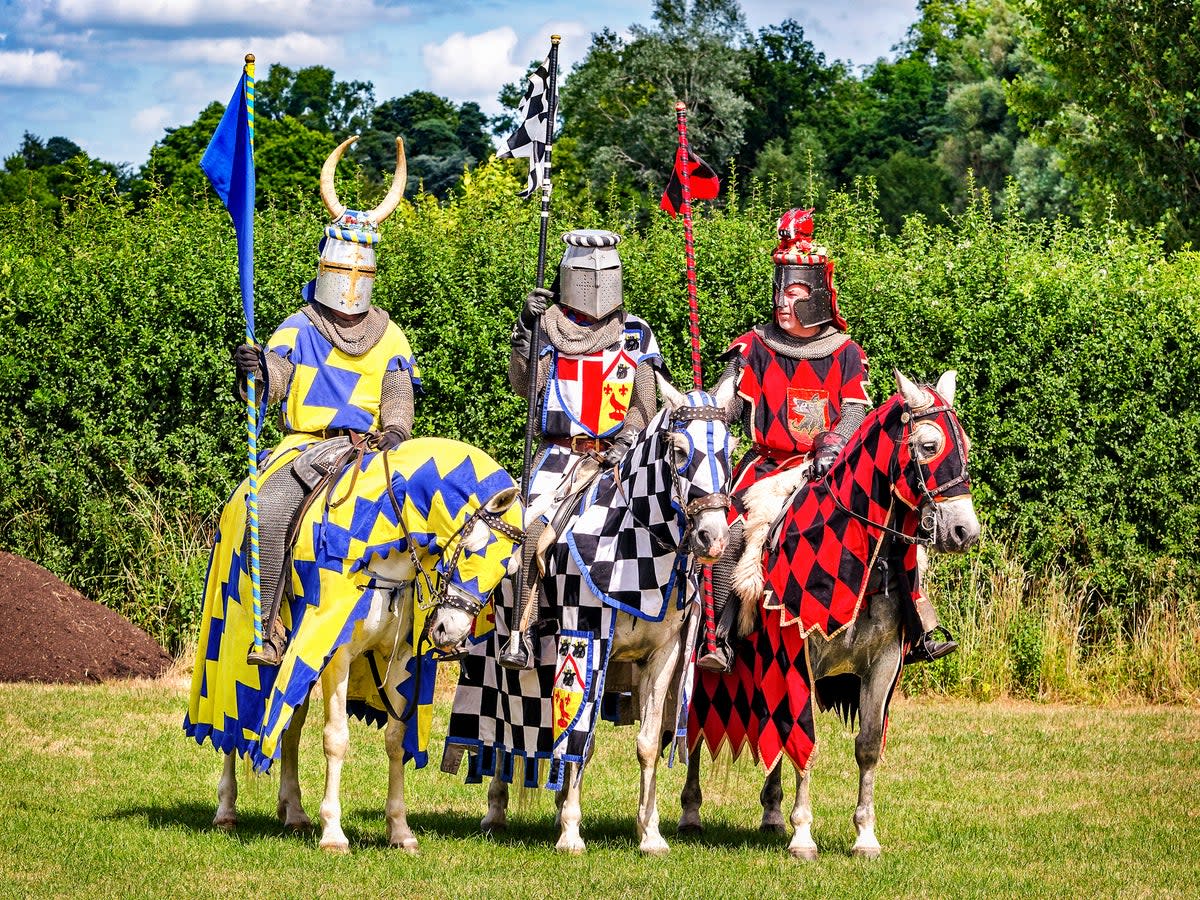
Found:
660,147 -> 720,217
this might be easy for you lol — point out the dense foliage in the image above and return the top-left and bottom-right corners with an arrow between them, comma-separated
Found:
1,161 -> 1197,655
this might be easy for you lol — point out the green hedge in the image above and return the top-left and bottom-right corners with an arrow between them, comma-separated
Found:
1,164 -> 1197,652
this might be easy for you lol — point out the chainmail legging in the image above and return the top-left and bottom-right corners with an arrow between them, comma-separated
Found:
247,460 -> 308,625
709,520 -> 745,637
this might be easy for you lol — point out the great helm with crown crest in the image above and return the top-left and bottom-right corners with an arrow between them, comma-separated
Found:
771,208 -> 846,331
558,229 -> 623,320
301,135 -> 407,315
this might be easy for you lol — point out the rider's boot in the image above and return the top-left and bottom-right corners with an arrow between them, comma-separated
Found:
696,594 -> 738,672
903,625 -> 958,664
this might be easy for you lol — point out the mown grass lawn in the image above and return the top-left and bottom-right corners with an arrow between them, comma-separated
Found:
0,675 -> 1196,899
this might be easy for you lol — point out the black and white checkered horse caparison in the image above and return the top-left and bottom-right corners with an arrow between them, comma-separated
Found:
444,389 -> 733,790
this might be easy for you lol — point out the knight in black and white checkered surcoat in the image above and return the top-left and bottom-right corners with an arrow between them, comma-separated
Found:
509,229 -> 665,505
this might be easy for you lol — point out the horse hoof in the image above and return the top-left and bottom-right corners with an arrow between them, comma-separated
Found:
852,846 -> 881,860
389,838 -> 419,854
759,822 -> 787,835
320,840 -> 350,855
212,816 -> 237,832
555,839 -> 586,855
676,821 -> 703,836
640,842 -> 670,856
789,846 -> 818,861
480,817 -> 508,834
286,819 -> 313,835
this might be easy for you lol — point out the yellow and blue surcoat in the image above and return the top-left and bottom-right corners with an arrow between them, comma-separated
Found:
185,438 -> 521,771
267,310 -> 420,443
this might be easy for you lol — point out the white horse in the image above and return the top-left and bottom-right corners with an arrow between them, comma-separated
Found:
681,371 -> 980,858
446,379 -> 736,854
189,438 -> 523,853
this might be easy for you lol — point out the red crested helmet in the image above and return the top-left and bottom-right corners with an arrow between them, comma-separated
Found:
771,208 -> 846,331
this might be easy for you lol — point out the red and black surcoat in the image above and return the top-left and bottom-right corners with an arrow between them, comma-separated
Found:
726,328 -> 871,518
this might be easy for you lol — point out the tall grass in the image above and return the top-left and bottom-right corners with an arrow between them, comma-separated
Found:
905,534 -> 1200,704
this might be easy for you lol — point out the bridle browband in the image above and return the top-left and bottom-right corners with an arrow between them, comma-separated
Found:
826,398 -> 970,546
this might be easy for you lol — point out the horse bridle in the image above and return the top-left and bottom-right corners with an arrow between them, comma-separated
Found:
625,403 -> 732,555
827,399 -> 970,546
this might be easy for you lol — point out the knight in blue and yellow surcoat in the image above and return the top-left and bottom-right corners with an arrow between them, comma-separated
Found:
231,135 -> 417,665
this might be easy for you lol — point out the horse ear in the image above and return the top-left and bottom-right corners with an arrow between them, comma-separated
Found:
657,372 -> 687,411
894,368 -> 930,409
712,374 -> 737,412
935,370 -> 958,406
484,486 -> 520,514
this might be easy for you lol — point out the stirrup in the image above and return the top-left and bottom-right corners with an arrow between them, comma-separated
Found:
903,626 -> 958,665
246,623 -> 287,667
696,644 -> 732,673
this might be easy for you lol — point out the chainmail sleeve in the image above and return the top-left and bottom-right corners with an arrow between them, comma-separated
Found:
616,359 -> 661,440
379,368 -> 415,440
264,352 -> 293,405
834,399 -> 866,442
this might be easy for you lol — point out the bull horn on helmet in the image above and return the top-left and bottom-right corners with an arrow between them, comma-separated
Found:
320,135 -> 359,221
365,137 -> 407,226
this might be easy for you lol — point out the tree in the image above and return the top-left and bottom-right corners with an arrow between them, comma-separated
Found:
256,65 -> 374,134
557,0 -> 752,195
740,19 -> 845,175
1011,0 -> 1200,245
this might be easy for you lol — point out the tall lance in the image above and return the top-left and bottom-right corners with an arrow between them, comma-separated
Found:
500,35 -> 562,669
670,101 -> 715,761
242,54 -> 264,656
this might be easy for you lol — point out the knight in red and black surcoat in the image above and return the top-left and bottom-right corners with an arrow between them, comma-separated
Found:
697,209 -> 870,671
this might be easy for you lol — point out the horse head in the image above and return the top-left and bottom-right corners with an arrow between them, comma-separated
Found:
422,484 -> 524,652
893,369 -> 980,552
655,374 -> 738,564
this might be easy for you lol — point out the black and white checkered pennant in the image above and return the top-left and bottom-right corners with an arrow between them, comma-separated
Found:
498,56 -> 551,198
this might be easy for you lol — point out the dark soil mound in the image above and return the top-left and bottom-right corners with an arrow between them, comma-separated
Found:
0,551 -> 172,683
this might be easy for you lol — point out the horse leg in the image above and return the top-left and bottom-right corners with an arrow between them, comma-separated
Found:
383,696 -> 419,853
317,648 -> 353,853
678,748 -> 704,834
787,762 -> 818,860
214,752 -> 238,830
481,751 -> 509,833
277,695 -> 312,832
759,763 -> 786,834
634,640 -> 681,855
555,760 -> 587,854
851,653 -> 900,858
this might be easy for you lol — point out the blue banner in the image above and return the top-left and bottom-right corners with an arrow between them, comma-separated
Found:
201,71 -> 256,337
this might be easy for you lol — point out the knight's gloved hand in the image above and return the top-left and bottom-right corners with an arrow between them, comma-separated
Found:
601,437 -> 633,468
523,287 -> 553,322
374,428 -> 405,452
233,343 -> 263,379
810,430 -> 847,480
511,315 -> 533,354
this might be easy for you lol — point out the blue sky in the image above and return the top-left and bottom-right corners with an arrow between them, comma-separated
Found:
0,1 -> 919,168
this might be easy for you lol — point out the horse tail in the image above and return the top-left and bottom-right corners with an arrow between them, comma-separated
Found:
815,673 -> 861,729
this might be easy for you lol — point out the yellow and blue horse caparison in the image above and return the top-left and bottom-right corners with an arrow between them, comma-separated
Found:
184,437 -> 522,771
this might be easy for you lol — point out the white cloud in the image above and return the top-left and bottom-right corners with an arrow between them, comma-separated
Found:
168,33 -> 342,66
0,49 -> 79,86
422,27 -> 526,101
131,104 -> 170,135
50,0 -> 385,31
421,22 -> 591,110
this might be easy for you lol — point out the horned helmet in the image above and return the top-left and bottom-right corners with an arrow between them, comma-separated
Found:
772,208 -> 846,331
558,229 -> 623,320
302,136 -> 407,315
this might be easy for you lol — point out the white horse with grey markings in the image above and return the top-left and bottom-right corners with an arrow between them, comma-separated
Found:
187,438 -> 524,853
684,371 -> 979,858
444,377 -> 736,854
